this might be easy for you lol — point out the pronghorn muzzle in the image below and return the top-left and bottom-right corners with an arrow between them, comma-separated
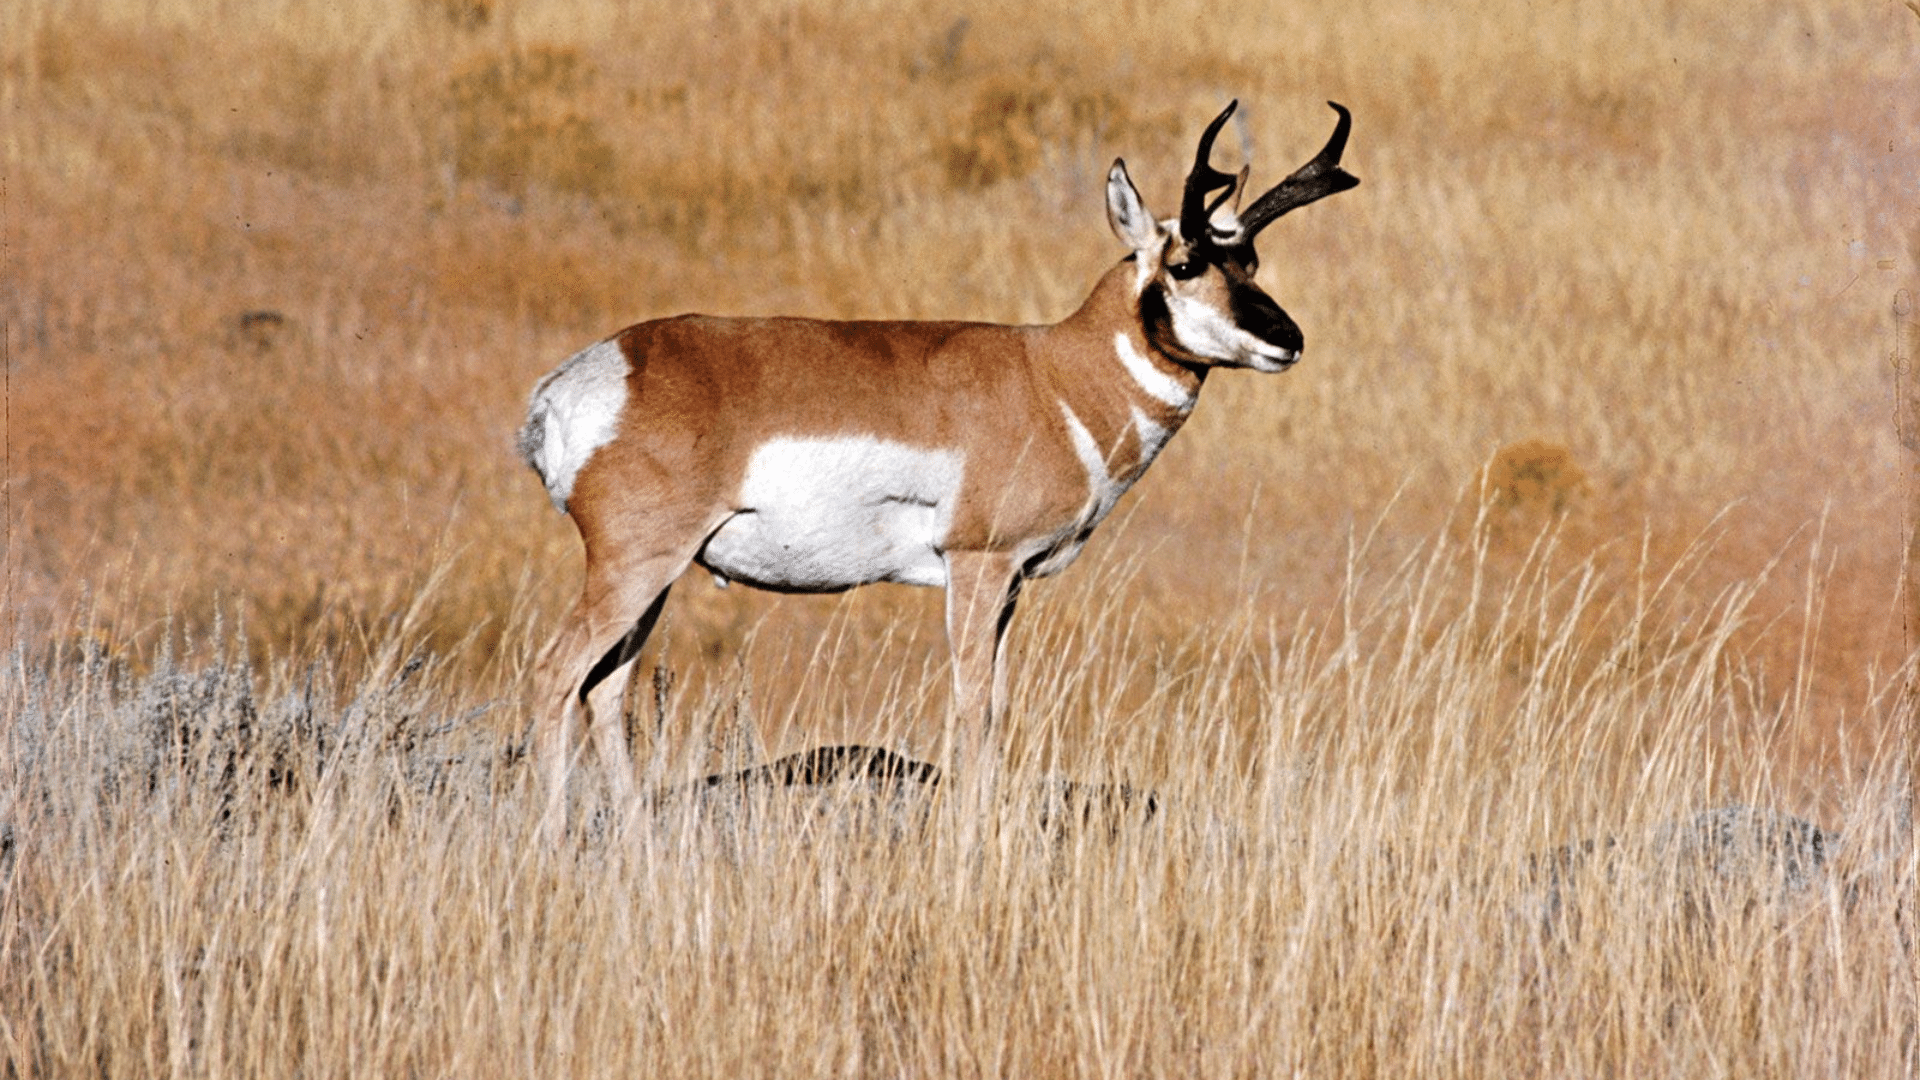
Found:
1227,271 -> 1304,358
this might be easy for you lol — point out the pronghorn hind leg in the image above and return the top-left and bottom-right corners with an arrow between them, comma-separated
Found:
579,584 -> 673,805
941,550 -> 1023,829
531,552 -> 692,838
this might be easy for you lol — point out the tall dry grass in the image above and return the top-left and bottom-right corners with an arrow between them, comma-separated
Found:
1,0 -> 1917,1073
1,523 -> 1913,1077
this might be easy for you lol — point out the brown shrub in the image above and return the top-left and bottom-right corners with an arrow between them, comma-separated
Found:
1479,439 -> 1592,519
444,45 -> 618,198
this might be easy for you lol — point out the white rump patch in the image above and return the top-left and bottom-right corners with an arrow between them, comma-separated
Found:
1114,333 -> 1196,411
700,436 -> 965,591
518,338 -> 630,512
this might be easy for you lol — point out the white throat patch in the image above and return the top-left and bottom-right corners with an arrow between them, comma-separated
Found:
1057,400 -> 1129,524
1113,333 -> 1196,412
1130,405 -> 1172,466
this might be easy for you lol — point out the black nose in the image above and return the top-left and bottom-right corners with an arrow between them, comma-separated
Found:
1231,288 -> 1304,355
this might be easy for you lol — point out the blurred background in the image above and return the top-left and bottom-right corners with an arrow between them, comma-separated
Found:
4,0 -> 1916,794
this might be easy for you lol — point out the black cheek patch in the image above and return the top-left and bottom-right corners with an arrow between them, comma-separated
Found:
1138,286 -> 1195,363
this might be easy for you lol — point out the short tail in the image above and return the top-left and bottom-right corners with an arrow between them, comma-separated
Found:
516,399 -> 570,513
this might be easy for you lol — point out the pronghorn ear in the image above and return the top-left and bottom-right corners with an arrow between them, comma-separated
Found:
1105,160 -> 1158,252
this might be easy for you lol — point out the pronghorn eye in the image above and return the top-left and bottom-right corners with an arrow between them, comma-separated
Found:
1166,259 -> 1206,281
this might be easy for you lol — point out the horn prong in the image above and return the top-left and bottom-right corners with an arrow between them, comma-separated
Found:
1180,100 -> 1240,243
1238,101 -> 1360,241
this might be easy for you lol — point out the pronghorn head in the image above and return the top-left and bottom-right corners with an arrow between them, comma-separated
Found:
1105,100 -> 1358,373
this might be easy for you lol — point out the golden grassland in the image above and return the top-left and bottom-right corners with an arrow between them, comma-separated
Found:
1,523 -> 1914,1077
1,0 -> 1917,1074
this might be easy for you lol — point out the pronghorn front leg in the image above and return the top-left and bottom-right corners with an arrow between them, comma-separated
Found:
942,550 -> 1023,819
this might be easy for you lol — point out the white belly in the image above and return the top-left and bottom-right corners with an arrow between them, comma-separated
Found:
698,436 -> 964,591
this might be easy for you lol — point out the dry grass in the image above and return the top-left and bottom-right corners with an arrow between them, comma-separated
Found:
2,0 -> 1917,1074
1,526 -> 1913,1078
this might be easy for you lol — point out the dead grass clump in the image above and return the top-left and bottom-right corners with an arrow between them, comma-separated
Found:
28,10 -> 186,106
940,81 -> 1129,189
416,0 -> 493,31
444,45 -> 618,200
1479,439 -> 1592,519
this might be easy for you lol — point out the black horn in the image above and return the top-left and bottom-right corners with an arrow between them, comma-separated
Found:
1239,101 -> 1359,241
1179,100 -> 1241,246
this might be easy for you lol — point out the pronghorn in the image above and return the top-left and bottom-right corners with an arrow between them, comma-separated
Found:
518,100 -> 1358,828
